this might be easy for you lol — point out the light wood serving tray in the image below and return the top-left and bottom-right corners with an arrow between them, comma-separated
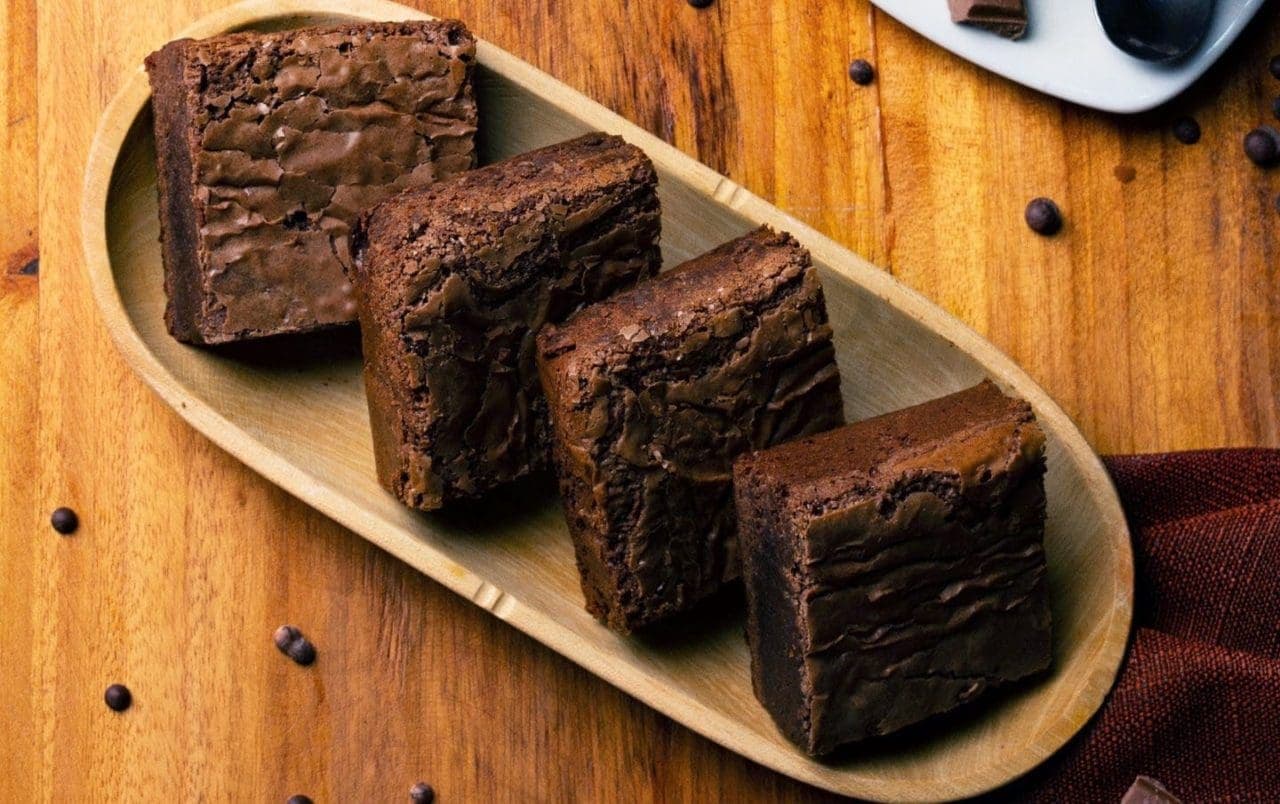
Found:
80,1 -> 1133,799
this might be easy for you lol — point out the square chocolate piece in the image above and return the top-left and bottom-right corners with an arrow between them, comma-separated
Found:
537,227 -> 845,633
733,380 -> 1052,755
351,134 -> 662,511
145,21 -> 478,344
948,0 -> 1029,40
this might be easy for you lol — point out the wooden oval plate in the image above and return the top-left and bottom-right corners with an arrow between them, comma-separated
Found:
80,1 -> 1132,799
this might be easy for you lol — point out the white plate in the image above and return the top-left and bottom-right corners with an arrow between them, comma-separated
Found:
870,0 -> 1267,113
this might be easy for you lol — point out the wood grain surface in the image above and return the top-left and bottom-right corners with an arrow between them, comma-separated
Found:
4,0 -> 1278,800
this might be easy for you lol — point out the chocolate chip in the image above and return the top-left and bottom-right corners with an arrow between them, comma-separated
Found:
847,59 -> 875,86
286,638 -> 317,666
1272,97 -> 1280,121
1244,126 -> 1280,167
274,624 -> 316,666
50,507 -> 79,535
687,0 -> 714,8
1270,55 -> 1280,80
1113,165 -> 1137,183
273,624 -> 300,652
409,782 -> 436,802
286,796 -> 312,804
1024,198 -> 1063,236
1172,116 -> 1201,145
104,684 -> 132,712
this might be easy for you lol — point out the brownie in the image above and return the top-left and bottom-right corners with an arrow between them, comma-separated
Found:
948,0 -> 1029,40
537,227 -> 845,633
145,21 -> 478,344
350,134 -> 662,511
733,380 -> 1051,756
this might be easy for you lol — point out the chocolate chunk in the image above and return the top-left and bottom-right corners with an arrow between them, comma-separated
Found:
1121,775 -> 1182,804
538,227 -> 845,633
1270,55 -> 1280,81
1244,126 -> 1280,167
1114,165 -> 1137,183
847,59 -> 875,86
144,21 -> 478,344
1172,116 -> 1201,145
50,507 -> 79,535
687,0 -> 714,7
409,782 -> 436,802
104,684 -> 132,712
351,134 -> 662,511
273,624 -> 316,666
1025,197 -> 1063,236
286,796 -> 313,804
733,381 -> 1051,755
1272,97 -> 1280,121
948,0 -> 1028,40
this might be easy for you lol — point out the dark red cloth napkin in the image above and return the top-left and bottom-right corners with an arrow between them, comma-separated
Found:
995,449 -> 1280,802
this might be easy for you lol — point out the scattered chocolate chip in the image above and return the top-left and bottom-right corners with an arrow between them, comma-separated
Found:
1171,116 -> 1201,145
1270,55 -> 1280,81
847,59 -> 875,86
273,624 -> 317,666
19,258 -> 38,275
50,507 -> 79,535
273,624 -> 300,651
1244,126 -> 1280,167
686,0 -> 714,8
1024,198 -> 1063,236
286,638 -> 317,666
409,782 -> 436,803
1114,165 -> 1137,183
286,796 -> 312,804
1272,97 -> 1280,121
104,684 -> 132,712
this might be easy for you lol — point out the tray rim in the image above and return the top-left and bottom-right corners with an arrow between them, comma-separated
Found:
78,1 -> 1134,799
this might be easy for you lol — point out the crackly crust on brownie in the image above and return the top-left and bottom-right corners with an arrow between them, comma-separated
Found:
537,226 -> 846,633
145,20 -> 477,343
350,133 -> 662,511
734,380 -> 1052,755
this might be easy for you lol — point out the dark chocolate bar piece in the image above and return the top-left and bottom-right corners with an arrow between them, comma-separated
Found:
734,380 -> 1052,755
537,227 -> 845,633
146,21 -> 477,343
949,0 -> 1029,40
351,134 -> 662,511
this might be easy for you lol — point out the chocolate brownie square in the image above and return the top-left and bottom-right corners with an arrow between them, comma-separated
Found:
948,0 -> 1029,39
537,227 -> 845,633
351,133 -> 662,511
733,380 -> 1052,755
145,20 -> 477,344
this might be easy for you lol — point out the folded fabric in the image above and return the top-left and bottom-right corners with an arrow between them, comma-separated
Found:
994,449 -> 1280,802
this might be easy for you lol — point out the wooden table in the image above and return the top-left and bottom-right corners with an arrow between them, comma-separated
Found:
5,0 -> 1278,799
